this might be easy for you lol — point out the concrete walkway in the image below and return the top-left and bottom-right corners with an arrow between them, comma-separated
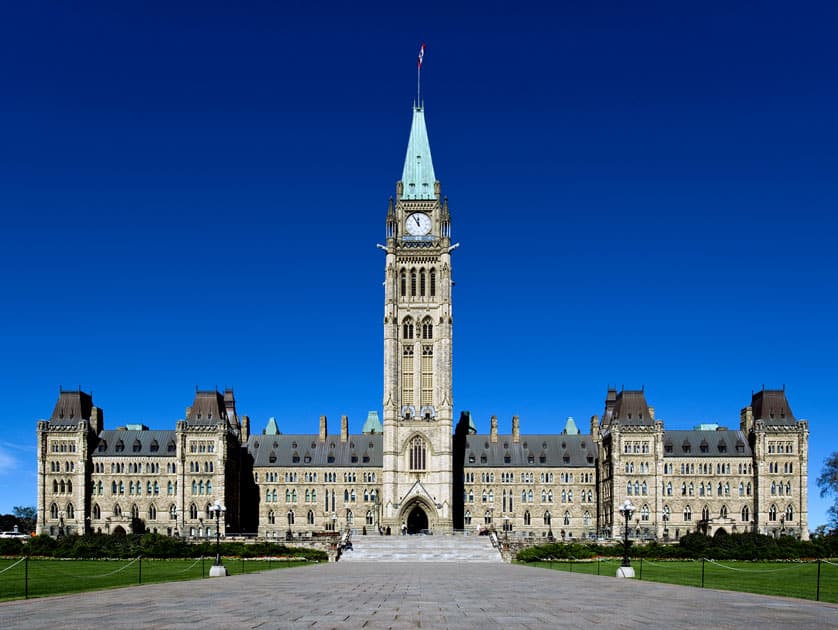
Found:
0,562 -> 835,629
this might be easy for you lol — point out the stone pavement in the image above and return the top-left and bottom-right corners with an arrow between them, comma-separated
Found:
0,562 -> 835,629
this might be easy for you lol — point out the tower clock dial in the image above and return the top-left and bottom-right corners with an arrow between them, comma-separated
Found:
405,212 -> 432,236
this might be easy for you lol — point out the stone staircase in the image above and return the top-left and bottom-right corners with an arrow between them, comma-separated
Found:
338,533 -> 504,563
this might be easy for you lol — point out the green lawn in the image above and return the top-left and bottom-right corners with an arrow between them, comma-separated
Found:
0,557 -> 309,601
527,558 -> 838,603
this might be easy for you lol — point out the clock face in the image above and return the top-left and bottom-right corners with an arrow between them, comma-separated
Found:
405,212 -> 432,236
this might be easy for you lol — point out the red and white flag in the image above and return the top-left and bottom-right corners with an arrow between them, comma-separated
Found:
417,42 -> 426,69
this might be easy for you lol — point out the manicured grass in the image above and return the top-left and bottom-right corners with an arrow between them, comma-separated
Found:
0,557 -> 310,601
527,558 -> 838,603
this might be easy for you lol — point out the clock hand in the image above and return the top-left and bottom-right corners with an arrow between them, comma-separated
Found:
414,216 -> 421,226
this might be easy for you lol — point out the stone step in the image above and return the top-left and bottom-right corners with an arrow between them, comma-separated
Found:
339,534 -> 504,563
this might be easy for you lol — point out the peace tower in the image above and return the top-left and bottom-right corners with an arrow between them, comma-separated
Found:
380,104 -> 455,533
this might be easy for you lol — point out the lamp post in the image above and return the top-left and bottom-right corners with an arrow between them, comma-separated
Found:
208,500 -> 227,577
616,499 -> 636,578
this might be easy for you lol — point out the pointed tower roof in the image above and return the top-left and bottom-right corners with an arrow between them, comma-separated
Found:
361,411 -> 383,434
401,106 -> 436,200
562,416 -> 580,435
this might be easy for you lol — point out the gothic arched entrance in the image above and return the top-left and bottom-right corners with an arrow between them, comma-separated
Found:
407,505 -> 428,534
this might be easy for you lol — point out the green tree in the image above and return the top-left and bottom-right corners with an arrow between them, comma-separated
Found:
13,506 -> 36,533
817,452 -> 838,531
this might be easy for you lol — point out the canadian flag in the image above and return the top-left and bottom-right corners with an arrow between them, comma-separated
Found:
417,42 -> 426,69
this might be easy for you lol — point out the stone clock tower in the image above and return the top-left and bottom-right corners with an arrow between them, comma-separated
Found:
380,104 -> 456,534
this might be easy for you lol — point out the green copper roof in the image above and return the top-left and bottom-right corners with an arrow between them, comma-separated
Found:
562,416 -> 580,435
361,410 -> 383,434
264,417 -> 280,435
401,106 -> 436,200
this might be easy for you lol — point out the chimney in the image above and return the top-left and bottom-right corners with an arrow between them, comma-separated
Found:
91,406 -> 104,434
319,415 -> 327,441
490,415 -> 498,444
241,415 -> 250,442
740,406 -> 754,433
341,415 -> 349,443
512,416 -> 520,443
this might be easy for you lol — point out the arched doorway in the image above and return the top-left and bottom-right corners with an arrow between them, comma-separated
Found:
407,505 -> 428,534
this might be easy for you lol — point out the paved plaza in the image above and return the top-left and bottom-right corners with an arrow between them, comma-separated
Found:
0,561 -> 835,629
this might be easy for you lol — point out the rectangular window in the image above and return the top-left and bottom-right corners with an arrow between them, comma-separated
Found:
421,345 -> 433,406
402,345 -> 414,405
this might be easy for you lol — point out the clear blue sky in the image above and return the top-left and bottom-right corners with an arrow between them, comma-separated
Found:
1,1 -> 836,528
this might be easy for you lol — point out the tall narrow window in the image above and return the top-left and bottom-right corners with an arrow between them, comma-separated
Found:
421,318 -> 433,339
410,269 -> 417,297
409,436 -> 427,471
400,269 -> 407,297
420,268 -> 426,296
421,345 -> 433,406
430,268 -> 436,297
402,317 -> 414,339
402,345 -> 414,406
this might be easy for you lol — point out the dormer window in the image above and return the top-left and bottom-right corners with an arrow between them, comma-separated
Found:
115,440 -> 124,453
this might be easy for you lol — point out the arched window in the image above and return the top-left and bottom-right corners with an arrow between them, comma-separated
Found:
641,481 -> 647,496
543,511 -> 551,526
403,317 -> 414,339
149,505 -> 157,520
170,505 -> 177,520
366,510 -> 374,525
131,504 -> 139,519
119,481 -> 124,495
409,436 -> 426,470
67,503 -> 76,519
421,318 -> 433,339
268,510 -> 275,524
420,268 -> 426,296
189,503 -> 198,519
785,505 -> 794,522
524,510 -> 531,525
307,510 -> 315,525
683,505 -> 692,521
666,482 -> 672,496
288,510 -> 295,525
484,510 -> 492,525
92,503 -> 101,519
699,484 -> 705,497
720,505 -> 728,519
563,511 -> 571,526
464,510 -> 472,525
747,482 -> 752,496
429,268 -> 436,297
583,511 -> 592,527
60,479 -> 66,493
771,482 -> 776,495
741,505 -> 750,522
346,510 -> 353,525
400,269 -> 407,297
114,504 -> 122,517
410,269 -> 417,297
701,505 -> 710,521
527,489 -> 533,503
640,504 -> 650,521
768,504 -> 778,521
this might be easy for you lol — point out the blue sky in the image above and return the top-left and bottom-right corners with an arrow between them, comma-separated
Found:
1,1 -> 836,528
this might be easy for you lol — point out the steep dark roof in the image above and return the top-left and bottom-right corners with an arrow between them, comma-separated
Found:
187,391 -> 228,426
248,434 -> 383,467
663,430 -> 752,458
92,430 -> 177,457
464,434 -> 595,468
602,389 -> 654,428
49,389 -> 94,425
751,389 -> 796,425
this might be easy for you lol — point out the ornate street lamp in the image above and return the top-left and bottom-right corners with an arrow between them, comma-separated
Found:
616,499 -> 636,578
208,501 -> 227,577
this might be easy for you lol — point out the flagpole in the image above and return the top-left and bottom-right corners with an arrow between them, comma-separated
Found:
417,63 -> 421,107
